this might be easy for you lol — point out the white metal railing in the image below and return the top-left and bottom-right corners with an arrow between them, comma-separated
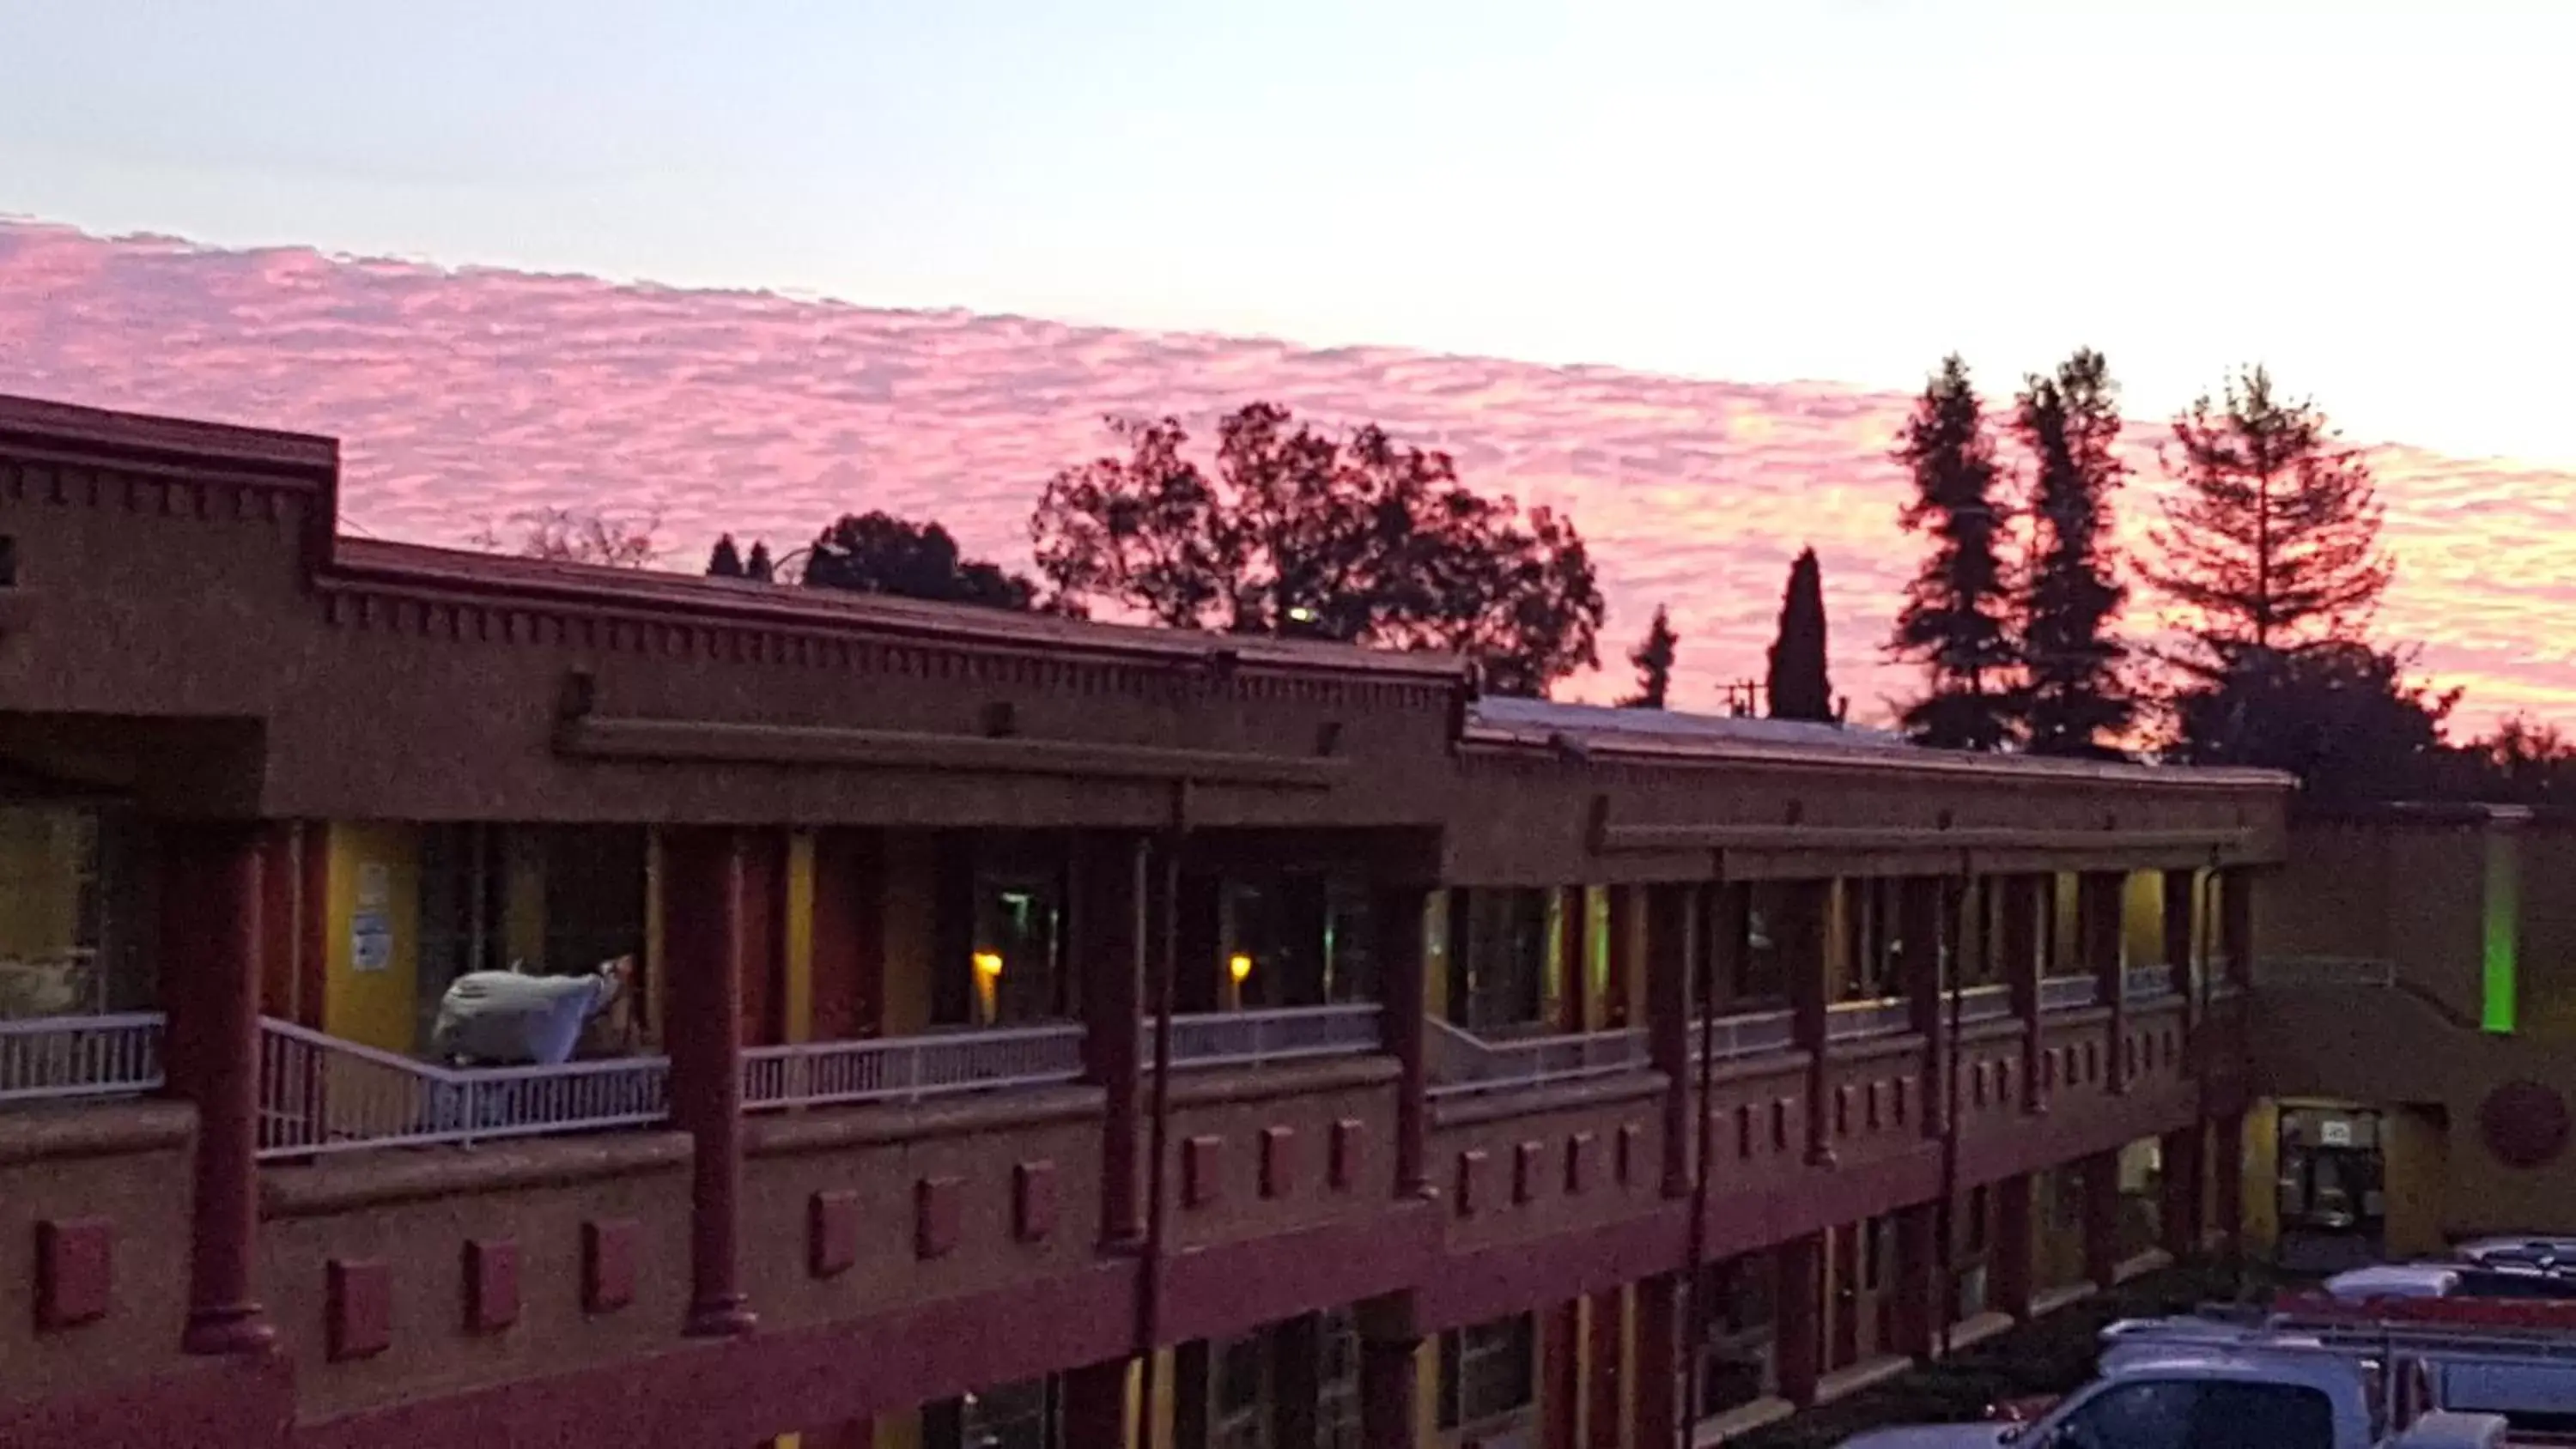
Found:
256,1018 -> 667,1158
2123,964 -> 2181,1002
0,1012 -> 165,1103
1692,1007 -> 1797,1062
744,1022 -> 1087,1109
1953,984 -> 2014,1023
2250,955 -> 2398,991
1427,1019 -> 1649,1097
2039,974 -> 2100,1012
1826,996 -> 1913,1043
1146,1003 -> 1384,1070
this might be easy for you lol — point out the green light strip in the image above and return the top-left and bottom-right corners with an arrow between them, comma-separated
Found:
2482,828 -> 2519,1034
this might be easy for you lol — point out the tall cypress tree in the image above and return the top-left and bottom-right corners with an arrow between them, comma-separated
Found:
1889,355 -> 2017,750
744,540 -> 777,582
1766,548 -> 1835,722
2012,349 -> 2135,757
1619,605 -> 1680,709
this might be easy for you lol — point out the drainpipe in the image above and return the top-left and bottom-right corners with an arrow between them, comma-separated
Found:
1133,827 -> 1183,1449
1681,866 -> 1724,1447
1935,860 -> 1971,1361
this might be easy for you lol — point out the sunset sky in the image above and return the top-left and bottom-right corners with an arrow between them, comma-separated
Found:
2,3 -> 2570,725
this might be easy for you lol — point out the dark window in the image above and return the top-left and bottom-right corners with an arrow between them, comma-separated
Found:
1722,882 -> 1790,1009
0,535 -> 18,587
1437,1313 -> 1536,1429
1449,889 -> 1548,1031
969,858 -> 1072,1027
1317,1311 -> 1362,1449
0,802 -> 151,1019
926,1376 -> 1061,1449
1220,870 -> 1376,1009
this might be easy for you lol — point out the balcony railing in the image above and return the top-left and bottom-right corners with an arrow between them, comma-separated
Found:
2039,975 -> 2100,1013
1426,1019 -> 1650,1099
2248,955 -> 2397,991
1953,984 -> 2014,1023
2123,964 -> 2181,1003
744,1023 -> 1087,1110
1146,1003 -> 1385,1070
256,1018 -> 668,1159
1826,997 -> 1912,1043
0,1011 -> 165,1104
1692,1007 -> 1797,1062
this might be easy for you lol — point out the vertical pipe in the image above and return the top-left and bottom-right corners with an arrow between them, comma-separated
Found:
1935,868 -> 1971,1359
1682,875 -> 1723,1446
1134,834 -> 1182,1449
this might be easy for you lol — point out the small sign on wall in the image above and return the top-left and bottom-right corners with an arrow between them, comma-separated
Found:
352,863 -> 393,973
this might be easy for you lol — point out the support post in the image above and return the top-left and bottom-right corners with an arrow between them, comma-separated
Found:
1993,1173 -> 2036,1319
2084,874 -> 2129,1094
1078,833 -> 1150,1245
1635,1272 -> 1683,1449
664,826 -> 756,1337
2005,876 -> 2046,1116
1377,884 -> 1432,1198
162,822 -> 276,1356
1648,883 -> 1696,1197
1586,1289 -> 1626,1448
1900,878 -> 1946,1137
1775,1234 -> 1824,1408
1893,1203 -> 1940,1361
2081,1149 -> 2123,1288
1359,1330 -> 1422,1449
2160,1125 -> 2206,1259
1061,1357 -> 1133,1449
1783,881 -> 1833,1166
2213,1112 -> 2245,1260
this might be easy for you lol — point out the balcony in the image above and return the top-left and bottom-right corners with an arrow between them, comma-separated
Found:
2038,974 -> 2100,1013
743,1022 -> 1085,1111
1693,1007 -> 1797,1063
1148,1003 -> 1385,1070
0,1011 -> 165,1105
254,1018 -> 669,1158
1826,997 -> 1911,1044
1425,1020 -> 1650,1100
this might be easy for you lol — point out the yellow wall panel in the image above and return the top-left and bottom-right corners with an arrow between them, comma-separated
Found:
2381,1105 -> 2449,1258
2123,872 -> 2164,967
319,822 -> 423,1054
2241,1101 -> 2281,1255
784,830 -> 817,1045
873,1410 -> 921,1449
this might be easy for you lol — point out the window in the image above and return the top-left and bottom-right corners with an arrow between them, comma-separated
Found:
1220,870 -> 1376,1010
0,803 -> 151,1020
416,825 -> 648,1052
1210,1334 -> 1269,1449
927,1376 -> 1061,1449
1448,889 -> 1548,1031
1720,882 -> 1790,1009
1688,1258 -> 1778,1420
2048,1380 -> 2333,1449
1317,1311 -> 1362,1449
1847,879 -> 1901,1001
1437,1313 -> 1536,1429
971,864 -> 1072,1026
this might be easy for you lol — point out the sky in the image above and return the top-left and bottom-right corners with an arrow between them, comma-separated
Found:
1,2 -> 2572,726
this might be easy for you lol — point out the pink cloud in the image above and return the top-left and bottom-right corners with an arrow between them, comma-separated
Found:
3,219 -> 2570,730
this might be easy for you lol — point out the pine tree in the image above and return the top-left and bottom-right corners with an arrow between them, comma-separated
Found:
2011,349 -> 2135,758
706,534 -> 745,578
2145,365 -> 2392,676
744,540 -> 776,582
1766,549 -> 1836,722
1618,605 -> 1680,709
1889,355 -> 2017,750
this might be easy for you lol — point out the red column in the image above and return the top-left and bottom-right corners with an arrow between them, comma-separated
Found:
1893,1203 -> 1939,1360
1360,1331 -> 1422,1449
2005,877 -> 2046,1116
1783,881 -> 1833,1167
2162,870 -> 2197,1023
1648,883 -> 1696,1197
664,826 -> 755,1337
1993,1173 -> 2035,1319
1079,834 -> 1149,1244
2085,874 -> 2128,1095
1377,883 -> 1431,1199
2081,1149 -> 2123,1288
2161,1126 -> 2206,1258
1775,1234 -> 1824,1408
1901,879 -> 1946,1138
1587,1288 -> 1626,1449
1544,1300 -> 1581,1448
1061,1357 -> 1132,1449
162,822 -> 276,1356
2213,1112 -> 2245,1258
1634,1273 -> 1682,1449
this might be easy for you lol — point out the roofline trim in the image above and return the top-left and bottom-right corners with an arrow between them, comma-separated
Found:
1458,731 -> 2293,792
0,392 -> 337,476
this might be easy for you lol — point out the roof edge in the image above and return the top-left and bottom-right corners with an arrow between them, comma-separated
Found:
0,392 -> 337,477
1460,724 -> 2296,791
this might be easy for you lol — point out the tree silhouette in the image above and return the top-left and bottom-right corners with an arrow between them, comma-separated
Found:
2011,349 -> 2135,758
471,506 -> 665,569
802,512 -> 1036,609
2168,641 -> 2455,802
1766,549 -> 1836,722
707,534 -> 747,579
744,540 -> 776,583
2146,365 -> 2392,676
1030,403 -> 1604,697
1889,356 -> 2017,750
1619,605 -> 1680,709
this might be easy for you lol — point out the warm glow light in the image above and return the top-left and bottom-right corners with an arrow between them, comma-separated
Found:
973,950 -> 1005,979
1228,952 -> 1254,984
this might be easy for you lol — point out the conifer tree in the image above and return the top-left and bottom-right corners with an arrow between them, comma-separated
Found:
706,533 -> 745,578
1619,605 -> 1680,709
2011,349 -> 2135,757
744,540 -> 776,582
1889,355 -> 2017,750
1765,549 -> 1836,722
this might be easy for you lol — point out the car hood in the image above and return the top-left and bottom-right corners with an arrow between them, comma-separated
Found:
1834,1425 -> 2016,1449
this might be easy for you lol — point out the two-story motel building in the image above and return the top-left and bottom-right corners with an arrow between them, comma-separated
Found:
0,391 -> 2378,1449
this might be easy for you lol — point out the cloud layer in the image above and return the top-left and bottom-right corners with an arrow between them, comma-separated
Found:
3,220 -> 2570,728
